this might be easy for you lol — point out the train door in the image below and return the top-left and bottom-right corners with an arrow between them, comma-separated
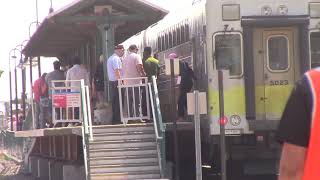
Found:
254,28 -> 298,120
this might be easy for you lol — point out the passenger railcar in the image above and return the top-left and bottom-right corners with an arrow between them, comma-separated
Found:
123,0 -> 320,178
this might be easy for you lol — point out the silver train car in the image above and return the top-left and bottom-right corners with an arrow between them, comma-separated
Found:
123,0 -> 320,178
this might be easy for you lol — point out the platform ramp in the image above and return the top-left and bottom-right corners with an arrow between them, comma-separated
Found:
88,124 -> 165,180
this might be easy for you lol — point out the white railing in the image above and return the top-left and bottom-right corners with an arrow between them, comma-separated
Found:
118,77 -> 150,124
148,76 -> 166,178
80,79 -> 93,180
51,80 -> 83,126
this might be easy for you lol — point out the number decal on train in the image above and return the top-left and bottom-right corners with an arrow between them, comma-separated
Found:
269,80 -> 289,86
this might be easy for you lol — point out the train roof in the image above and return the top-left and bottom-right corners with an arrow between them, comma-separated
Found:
23,0 -> 168,57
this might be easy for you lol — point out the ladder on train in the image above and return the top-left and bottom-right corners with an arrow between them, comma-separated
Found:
80,77 -> 167,180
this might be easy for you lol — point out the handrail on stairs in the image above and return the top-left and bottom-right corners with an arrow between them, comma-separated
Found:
149,76 -> 166,178
80,79 -> 92,180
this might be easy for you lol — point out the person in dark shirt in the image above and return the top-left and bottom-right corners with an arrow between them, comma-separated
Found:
92,55 -> 105,104
177,61 -> 195,121
277,75 -> 312,180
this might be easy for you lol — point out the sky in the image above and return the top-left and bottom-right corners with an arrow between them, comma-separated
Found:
0,0 -> 193,104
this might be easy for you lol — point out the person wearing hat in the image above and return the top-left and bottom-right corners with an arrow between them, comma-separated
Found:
107,44 -> 125,124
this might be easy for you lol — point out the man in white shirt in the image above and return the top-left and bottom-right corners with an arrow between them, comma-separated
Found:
66,56 -> 90,89
66,56 -> 90,121
122,44 -> 146,118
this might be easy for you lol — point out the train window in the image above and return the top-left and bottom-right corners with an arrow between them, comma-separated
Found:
157,36 -> 161,51
214,34 -> 243,76
165,33 -> 169,50
181,25 -> 186,43
161,35 -> 165,51
173,30 -> 177,47
267,36 -> 289,71
185,24 -> 190,41
169,32 -> 173,48
310,32 -> 320,68
177,28 -> 181,45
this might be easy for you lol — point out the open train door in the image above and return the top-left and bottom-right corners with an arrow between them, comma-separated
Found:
253,27 -> 298,120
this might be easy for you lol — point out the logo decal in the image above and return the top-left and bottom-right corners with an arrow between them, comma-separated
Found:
230,115 -> 241,126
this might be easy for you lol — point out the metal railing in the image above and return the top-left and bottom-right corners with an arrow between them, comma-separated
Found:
118,76 -> 166,177
51,80 -> 83,126
149,76 -> 166,178
118,77 -> 150,124
80,79 -> 93,180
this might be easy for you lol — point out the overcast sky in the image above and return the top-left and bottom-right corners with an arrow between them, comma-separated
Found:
0,0 -> 193,103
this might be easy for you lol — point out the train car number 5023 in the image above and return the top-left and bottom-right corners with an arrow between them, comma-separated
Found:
270,80 -> 289,86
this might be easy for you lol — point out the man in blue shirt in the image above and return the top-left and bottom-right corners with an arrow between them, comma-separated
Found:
107,45 -> 124,124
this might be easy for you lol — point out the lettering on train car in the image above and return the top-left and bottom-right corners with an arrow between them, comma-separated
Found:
269,80 -> 289,86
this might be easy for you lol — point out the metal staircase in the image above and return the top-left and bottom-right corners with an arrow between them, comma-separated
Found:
88,124 -> 163,180
80,77 -> 167,180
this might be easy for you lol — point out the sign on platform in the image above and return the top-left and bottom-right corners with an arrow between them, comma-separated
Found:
53,93 -> 81,108
165,58 -> 180,75
187,92 -> 207,115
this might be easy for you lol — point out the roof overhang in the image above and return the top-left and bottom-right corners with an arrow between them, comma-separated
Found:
23,0 -> 168,57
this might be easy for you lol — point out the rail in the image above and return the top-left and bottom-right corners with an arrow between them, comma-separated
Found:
118,76 -> 166,177
51,80 -> 83,126
149,76 -> 166,178
80,79 -> 93,180
118,77 -> 150,124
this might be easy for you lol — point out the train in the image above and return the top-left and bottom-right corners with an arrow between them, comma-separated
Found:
122,0 -> 320,178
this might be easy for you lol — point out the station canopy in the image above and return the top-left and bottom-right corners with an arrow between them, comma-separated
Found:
23,0 -> 168,57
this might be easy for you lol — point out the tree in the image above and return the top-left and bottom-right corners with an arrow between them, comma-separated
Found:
0,69 -> 3,78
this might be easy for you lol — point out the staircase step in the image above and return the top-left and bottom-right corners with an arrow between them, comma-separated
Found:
92,124 -> 154,134
89,154 -> 158,166
89,139 -> 157,150
92,133 -> 156,141
90,162 -> 159,174
89,147 -> 157,157
90,170 -> 162,180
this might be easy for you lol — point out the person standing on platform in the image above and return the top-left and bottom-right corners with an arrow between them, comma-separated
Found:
122,44 -> 146,119
33,73 -> 48,129
143,47 -> 160,80
177,60 -> 195,121
107,45 -> 125,124
92,55 -> 105,105
66,56 -> 90,122
46,60 -> 65,124
142,47 -> 160,118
